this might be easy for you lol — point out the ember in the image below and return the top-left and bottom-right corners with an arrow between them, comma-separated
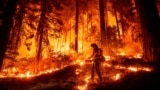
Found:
114,73 -> 121,81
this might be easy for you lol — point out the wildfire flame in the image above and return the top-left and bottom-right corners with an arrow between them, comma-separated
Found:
128,66 -> 138,72
0,2 -> 153,90
114,73 -> 121,81
77,75 -> 90,90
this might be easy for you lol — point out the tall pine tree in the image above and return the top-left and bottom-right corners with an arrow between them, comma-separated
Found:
135,0 -> 160,63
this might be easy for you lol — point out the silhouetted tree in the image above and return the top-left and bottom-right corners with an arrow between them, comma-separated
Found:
0,0 -> 18,70
112,0 -> 120,38
135,0 -> 160,63
36,0 -> 47,73
6,0 -> 28,56
99,0 -> 106,46
75,0 -> 79,52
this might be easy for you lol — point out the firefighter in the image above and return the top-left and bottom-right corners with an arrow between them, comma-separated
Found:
88,43 -> 104,82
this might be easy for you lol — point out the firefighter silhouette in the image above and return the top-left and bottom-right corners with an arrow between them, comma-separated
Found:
88,43 -> 105,82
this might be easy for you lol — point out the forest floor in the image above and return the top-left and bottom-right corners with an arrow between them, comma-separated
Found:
0,58 -> 160,90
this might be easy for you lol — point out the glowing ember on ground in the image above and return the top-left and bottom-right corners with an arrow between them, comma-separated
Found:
0,67 -> 61,78
0,58 -> 154,90
133,54 -> 142,59
77,84 -> 88,90
128,66 -> 138,72
114,65 -> 153,72
112,73 -> 121,81
77,75 -> 90,90
84,76 -> 90,83
142,67 -> 152,72
75,69 -> 82,75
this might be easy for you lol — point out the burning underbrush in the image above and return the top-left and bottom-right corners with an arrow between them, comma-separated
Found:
0,52 -> 75,78
0,53 -> 155,90
74,57 -> 153,90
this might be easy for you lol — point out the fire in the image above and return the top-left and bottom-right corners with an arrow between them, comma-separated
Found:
117,51 -> 126,56
111,73 -> 122,81
75,59 -> 82,66
114,73 -> 121,81
104,55 -> 111,61
77,84 -> 88,90
77,75 -> 90,90
133,53 -> 142,59
103,63 -> 112,67
0,65 -> 61,78
84,76 -> 90,83
18,71 -> 33,78
128,66 -> 138,72
79,61 -> 85,66
75,69 -> 82,75
0,1 -> 153,88
142,67 -> 152,72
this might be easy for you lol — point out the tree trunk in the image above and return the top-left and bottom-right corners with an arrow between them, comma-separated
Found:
75,0 -> 79,52
120,10 -> 125,38
113,0 -> 120,39
135,0 -> 160,63
99,0 -> 106,47
0,0 -> 18,70
104,0 -> 108,27
36,0 -> 47,73
9,0 -> 27,49
15,0 -> 28,48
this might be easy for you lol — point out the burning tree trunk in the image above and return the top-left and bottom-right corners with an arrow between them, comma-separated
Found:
36,0 -> 47,73
135,0 -> 160,63
0,0 -> 18,70
99,0 -> 106,46
75,0 -> 79,52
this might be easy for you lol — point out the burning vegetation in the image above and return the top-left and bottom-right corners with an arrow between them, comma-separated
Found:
0,0 -> 160,90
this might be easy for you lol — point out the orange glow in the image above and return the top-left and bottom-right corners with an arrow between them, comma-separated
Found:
77,84 -> 88,90
111,73 -> 121,81
133,53 -> 142,59
0,0 -> 150,84
116,51 -> 126,56
128,66 -> 138,72
79,61 -> 85,66
103,63 -> 112,67
115,73 -> 121,80
75,69 -> 82,75
141,67 -> 152,72
75,59 -> 85,66
104,55 -> 111,61
114,65 -> 153,72
84,76 -> 90,83
77,75 -> 90,90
